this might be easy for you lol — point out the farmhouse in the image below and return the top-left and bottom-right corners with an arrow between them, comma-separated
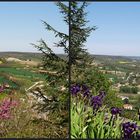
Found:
123,104 -> 133,110
117,95 -> 129,100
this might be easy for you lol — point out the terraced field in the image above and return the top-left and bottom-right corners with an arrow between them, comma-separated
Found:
0,60 -> 48,98
0,75 -> 19,89
0,67 -> 46,79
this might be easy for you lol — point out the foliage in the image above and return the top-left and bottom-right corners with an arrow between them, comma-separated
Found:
120,86 -> 138,94
70,2 -> 125,139
31,2 -> 69,113
69,2 -> 140,139
71,84 -> 140,139
120,109 -> 138,121
0,67 -> 46,80
135,96 -> 140,109
70,1 -> 96,67
71,90 -> 123,139
31,2 -> 69,83
103,89 -> 123,108
71,67 -> 111,94
0,95 -> 67,138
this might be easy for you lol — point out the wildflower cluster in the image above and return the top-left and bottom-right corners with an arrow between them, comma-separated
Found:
0,98 -> 18,119
71,84 -> 106,111
70,84 -> 81,96
111,107 -> 122,115
71,83 -> 140,139
122,122 -> 137,139
90,91 -> 105,110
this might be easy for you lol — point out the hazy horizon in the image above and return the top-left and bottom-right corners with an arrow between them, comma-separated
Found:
1,50 -> 140,58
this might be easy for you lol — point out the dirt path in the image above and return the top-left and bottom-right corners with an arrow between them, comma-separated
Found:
25,81 -> 44,92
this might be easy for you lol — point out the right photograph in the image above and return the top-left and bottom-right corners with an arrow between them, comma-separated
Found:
70,2 -> 140,139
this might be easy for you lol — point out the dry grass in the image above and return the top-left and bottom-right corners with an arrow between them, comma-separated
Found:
0,93 -> 68,138
6,57 -> 40,66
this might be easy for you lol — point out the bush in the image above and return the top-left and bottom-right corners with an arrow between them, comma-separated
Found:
103,89 -> 123,108
120,109 -> 138,121
71,67 -> 111,94
120,86 -> 138,94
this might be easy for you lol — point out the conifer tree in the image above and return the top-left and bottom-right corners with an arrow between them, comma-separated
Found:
69,2 -> 97,84
32,1 -> 96,85
32,2 -> 69,86
70,2 -> 96,67
31,2 -> 70,112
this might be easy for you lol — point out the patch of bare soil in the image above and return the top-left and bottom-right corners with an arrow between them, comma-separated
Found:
6,57 -> 40,66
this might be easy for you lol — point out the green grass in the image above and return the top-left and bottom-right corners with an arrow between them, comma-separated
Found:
0,93 -> 7,100
105,74 -> 119,84
0,67 -> 47,80
0,75 -> 19,89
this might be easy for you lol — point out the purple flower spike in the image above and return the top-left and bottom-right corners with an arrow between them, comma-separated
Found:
70,84 -> 81,95
111,107 -> 121,115
82,84 -> 88,91
80,84 -> 90,98
91,95 -> 103,110
0,98 -> 18,119
122,122 -> 137,139
130,123 -> 137,131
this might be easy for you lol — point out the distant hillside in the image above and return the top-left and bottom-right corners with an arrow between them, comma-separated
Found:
0,52 -> 67,61
91,54 -> 140,60
90,54 -> 140,63
0,52 -> 139,62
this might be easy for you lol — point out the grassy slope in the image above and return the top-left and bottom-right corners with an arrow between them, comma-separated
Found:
0,53 -> 68,138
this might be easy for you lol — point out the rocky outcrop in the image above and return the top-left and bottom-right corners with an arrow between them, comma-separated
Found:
26,81 -> 54,120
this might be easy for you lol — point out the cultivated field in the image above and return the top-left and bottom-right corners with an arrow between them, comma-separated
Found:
0,52 -> 68,138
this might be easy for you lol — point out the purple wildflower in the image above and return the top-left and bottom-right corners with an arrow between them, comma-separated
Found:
0,98 -> 18,119
111,107 -> 122,115
122,122 -> 137,139
91,95 -> 102,110
81,84 -> 90,97
70,84 -> 81,95
82,84 -> 89,91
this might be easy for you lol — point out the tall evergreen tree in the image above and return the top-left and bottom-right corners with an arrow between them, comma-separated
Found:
70,2 -> 96,67
31,2 -> 70,113
69,2 -> 97,84
32,1 -> 96,84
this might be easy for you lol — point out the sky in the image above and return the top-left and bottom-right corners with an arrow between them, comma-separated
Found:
0,2 -> 140,56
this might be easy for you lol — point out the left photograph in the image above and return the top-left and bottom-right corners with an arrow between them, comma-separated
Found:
0,2 -> 68,138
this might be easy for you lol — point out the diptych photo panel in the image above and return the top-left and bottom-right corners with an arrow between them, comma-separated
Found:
0,2 -> 68,138
70,1 -> 140,139
1,1 -> 140,139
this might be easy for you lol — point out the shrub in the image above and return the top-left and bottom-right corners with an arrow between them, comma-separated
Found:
103,89 -> 123,108
71,67 -> 111,94
120,86 -> 138,94
120,109 -> 138,121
